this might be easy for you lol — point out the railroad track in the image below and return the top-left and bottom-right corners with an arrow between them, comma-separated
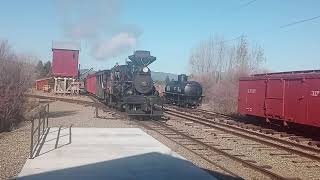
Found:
175,106 -> 320,149
199,108 -> 320,148
137,120 -> 292,179
162,107 -> 320,179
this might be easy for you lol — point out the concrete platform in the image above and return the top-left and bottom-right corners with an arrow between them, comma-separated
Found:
18,128 -> 217,180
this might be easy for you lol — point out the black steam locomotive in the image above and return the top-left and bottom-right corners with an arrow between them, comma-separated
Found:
164,74 -> 203,108
86,50 -> 163,118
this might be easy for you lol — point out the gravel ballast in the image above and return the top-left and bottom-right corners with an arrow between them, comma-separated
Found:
0,122 -> 31,180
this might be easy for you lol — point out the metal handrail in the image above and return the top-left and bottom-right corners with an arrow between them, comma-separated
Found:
30,104 -> 49,159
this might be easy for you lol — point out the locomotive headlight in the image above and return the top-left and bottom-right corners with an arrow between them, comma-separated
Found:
126,90 -> 133,95
141,81 -> 147,86
143,67 -> 149,73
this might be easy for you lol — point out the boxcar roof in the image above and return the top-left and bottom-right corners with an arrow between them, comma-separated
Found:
240,70 -> 320,81
96,69 -> 111,76
86,74 -> 96,79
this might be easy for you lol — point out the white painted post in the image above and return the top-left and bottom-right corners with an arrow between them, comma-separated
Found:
64,77 -> 67,94
54,78 -> 57,93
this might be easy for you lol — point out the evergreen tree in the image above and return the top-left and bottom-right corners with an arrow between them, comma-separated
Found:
35,61 -> 44,78
165,75 -> 170,84
43,61 -> 51,76
35,60 -> 51,78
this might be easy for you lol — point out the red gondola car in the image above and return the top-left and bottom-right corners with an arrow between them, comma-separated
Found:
238,70 -> 320,128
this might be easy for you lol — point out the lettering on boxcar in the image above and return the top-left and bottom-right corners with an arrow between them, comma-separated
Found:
311,90 -> 320,97
247,89 -> 256,94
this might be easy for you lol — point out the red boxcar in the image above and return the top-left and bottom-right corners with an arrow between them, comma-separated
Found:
86,74 -> 96,94
238,70 -> 320,128
52,42 -> 80,77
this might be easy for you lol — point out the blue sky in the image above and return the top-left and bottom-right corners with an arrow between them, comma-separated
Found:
0,0 -> 319,74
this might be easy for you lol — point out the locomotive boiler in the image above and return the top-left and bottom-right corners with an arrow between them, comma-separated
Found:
86,50 -> 163,118
164,74 -> 203,107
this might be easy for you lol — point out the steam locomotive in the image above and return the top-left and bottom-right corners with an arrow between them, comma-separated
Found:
164,74 -> 203,108
85,50 -> 163,118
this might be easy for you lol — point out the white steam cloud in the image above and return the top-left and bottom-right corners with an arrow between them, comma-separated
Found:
56,0 -> 141,60
93,32 -> 137,60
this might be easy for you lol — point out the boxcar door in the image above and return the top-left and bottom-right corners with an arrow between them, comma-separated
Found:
306,79 -> 320,127
265,79 -> 285,119
238,80 -> 248,114
284,79 -> 307,124
240,80 -> 266,117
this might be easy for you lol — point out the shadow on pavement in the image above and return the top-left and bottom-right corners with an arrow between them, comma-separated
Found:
17,152 -> 242,180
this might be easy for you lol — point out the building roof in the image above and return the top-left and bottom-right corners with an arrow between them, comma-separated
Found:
52,41 -> 81,51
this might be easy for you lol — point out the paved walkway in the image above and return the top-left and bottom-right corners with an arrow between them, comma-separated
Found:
18,128 -> 216,180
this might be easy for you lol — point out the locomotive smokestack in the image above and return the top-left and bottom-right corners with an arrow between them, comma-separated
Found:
128,50 -> 156,67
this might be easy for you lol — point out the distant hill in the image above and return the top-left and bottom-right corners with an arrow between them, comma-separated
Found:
151,71 -> 178,81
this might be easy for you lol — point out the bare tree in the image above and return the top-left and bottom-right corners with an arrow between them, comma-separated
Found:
189,35 -> 265,113
0,40 -> 36,131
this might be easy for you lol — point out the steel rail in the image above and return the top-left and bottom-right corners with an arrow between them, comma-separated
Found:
165,108 -> 320,162
136,120 -> 240,178
138,120 -> 287,180
196,108 -> 320,154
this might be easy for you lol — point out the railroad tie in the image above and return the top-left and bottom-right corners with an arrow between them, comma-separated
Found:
190,147 -> 206,151
308,141 -> 320,146
202,142 -> 220,146
231,154 -> 246,157
242,143 -> 261,146
251,146 -> 274,149
219,148 -> 233,151
280,133 -> 295,137
280,155 -> 299,159
259,129 -> 275,134
291,160 -> 315,163
181,143 -> 198,146
269,152 -> 292,156
306,165 -> 320,168
289,137 -> 310,143
243,159 -> 257,163
259,165 -> 273,169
